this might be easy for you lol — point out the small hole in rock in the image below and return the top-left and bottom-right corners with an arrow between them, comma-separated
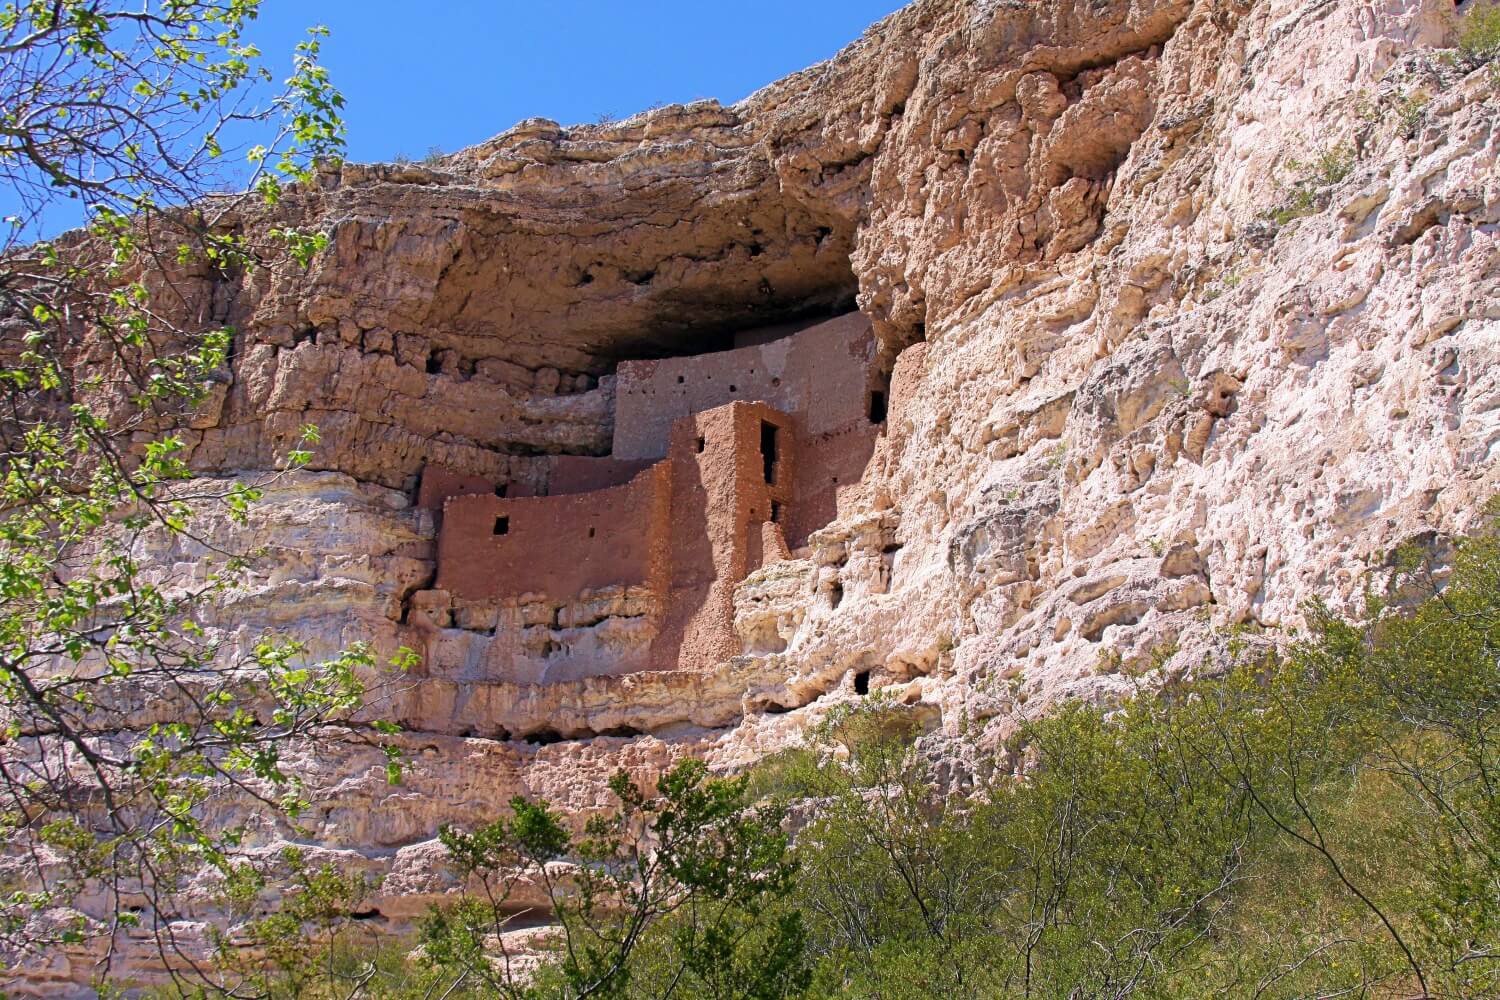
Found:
868,390 -> 888,424
677,374 -> 685,383
854,670 -> 871,696
829,582 -> 844,609
695,436 -> 706,454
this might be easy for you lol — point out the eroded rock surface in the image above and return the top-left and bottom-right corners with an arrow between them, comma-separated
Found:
21,0 -> 1500,992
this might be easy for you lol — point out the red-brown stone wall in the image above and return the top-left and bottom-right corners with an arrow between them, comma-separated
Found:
426,309 -> 886,678
435,463 -> 671,605
639,402 -> 795,670
548,456 -> 654,496
787,423 -> 880,550
417,465 -> 496,511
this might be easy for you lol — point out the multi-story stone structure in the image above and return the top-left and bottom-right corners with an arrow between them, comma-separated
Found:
415,311 -> 884,682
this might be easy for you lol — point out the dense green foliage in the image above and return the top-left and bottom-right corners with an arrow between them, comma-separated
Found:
238,509 -> 1500,999
422,761 -> 806,1000
1455,0 -> 1500,68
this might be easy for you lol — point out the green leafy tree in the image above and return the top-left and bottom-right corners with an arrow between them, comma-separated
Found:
422,760 -> 809,1000
0,2 -> 409,991
1454,0 -> 1500,68
204,847 -> 382,999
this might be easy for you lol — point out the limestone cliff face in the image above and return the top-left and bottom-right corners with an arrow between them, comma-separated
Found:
31,0 -> 1500,990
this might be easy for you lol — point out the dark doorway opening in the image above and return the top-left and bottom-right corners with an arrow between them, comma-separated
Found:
760,422 -> 779,483
853,670 -> 871,696
868,390 -> 888,424
493,516 -> 510,536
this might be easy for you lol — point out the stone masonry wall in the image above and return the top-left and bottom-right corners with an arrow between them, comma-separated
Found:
436,464 -> 672,606
612,312 -> 877,460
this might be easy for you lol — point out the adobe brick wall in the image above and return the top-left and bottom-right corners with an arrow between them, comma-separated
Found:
549,456 -> 654,496
416,465 -> 496,512
435,463 -> 672,604
612,311 -> 876,460
654,401 -> 794,670
424,311 -> 885,680
787,423 -> 880,550
432,399 -> 802,674
417,456 -> 653,511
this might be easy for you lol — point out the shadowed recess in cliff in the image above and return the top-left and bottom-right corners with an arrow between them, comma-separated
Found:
399,186 -> 862,374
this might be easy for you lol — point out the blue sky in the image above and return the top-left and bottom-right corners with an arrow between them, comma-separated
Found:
2,2 -> 906,238
257,1 -> 908,162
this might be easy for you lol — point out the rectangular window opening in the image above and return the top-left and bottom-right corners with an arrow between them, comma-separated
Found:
494,484 -> 509,498
493,516 -> 510,536
868,389 -> 888,424
759,421 -> 779,484
694,436 -> 706,454
770,501 -> 783,524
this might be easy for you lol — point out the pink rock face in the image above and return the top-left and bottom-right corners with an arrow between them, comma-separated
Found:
21,0 -> 1500,991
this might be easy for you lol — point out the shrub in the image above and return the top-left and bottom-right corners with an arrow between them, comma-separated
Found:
1396,93 -> 1430,138
421,761 -> 809,1000
1456,0 -> 1500,65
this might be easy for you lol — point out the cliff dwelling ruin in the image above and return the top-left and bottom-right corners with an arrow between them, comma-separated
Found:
412,311 -> 885,685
